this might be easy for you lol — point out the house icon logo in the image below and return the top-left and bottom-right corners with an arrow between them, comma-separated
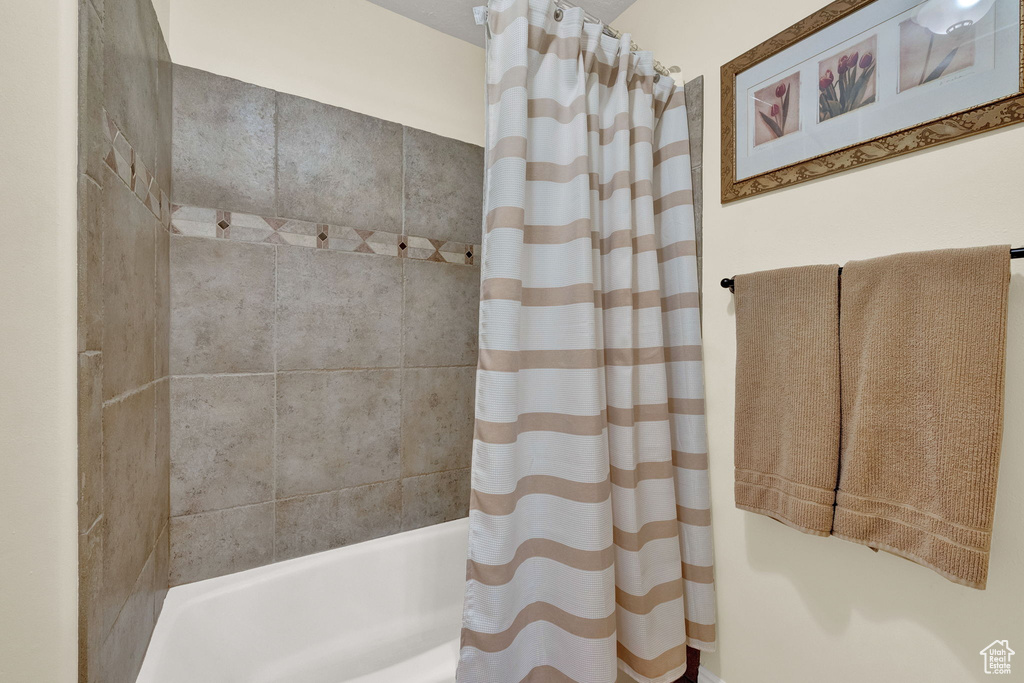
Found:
980,640 -> 1014,675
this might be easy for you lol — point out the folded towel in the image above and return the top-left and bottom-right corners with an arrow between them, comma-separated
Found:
733,265 -> 842,536
833,245 -> 1010,589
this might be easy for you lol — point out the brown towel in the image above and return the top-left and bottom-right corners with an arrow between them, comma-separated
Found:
733,265 -> 842,536
833,245 -> 1010,589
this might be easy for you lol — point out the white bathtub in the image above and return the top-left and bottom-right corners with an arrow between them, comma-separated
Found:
137,518 -> 469,683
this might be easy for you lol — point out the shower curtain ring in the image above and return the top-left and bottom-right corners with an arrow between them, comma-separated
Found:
554,8 -> 564,21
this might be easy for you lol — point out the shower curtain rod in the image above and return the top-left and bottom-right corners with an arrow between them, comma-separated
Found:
477,1 -> 678,78
553,0 -> 677,78
719,247 -> 1024,292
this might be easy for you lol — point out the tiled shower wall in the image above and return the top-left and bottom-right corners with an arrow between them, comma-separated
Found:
168,66 -> 483,585
77,0 -> 173,680
684,76 -> 705,300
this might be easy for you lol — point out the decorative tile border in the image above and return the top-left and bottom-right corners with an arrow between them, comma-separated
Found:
102,110 -> 171,229
171,206 -> 480,266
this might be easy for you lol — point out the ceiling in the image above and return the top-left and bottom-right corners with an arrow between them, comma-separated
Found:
366,0 -> 640,48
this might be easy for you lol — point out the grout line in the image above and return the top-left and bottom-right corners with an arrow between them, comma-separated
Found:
274,92 -> 280,218
172,499 -> 275,520
401,466 -> 473,483
169,371 -> 276,380
154,199 -> 161,383
276,364 -> 474,373
88,0 -> 103,24
401,127 -> 407,237
102,377 -> 163,408
82,172 -> 102,191
399,127 -> 408,531
273,477 -> 407,506
272,244 -> 279,561
82,513 -> 104,537
169,365 -> 476,381
170,465 -> 468,522
101,516 -> 169,651
399,222 -> 407,527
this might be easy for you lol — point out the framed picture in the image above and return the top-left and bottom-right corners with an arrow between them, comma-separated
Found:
722,0 -> 1023,202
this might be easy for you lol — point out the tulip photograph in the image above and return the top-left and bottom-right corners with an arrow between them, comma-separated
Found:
818,35 -> 877,122
898,2 -> 988,93
753,72 -> 801,146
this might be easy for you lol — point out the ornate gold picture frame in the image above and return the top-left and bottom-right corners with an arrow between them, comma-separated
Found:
722,0 -> 1024,203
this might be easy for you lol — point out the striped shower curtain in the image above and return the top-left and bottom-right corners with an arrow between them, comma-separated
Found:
458,1 -> 716,681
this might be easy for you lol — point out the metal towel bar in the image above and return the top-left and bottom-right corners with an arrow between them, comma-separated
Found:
720,247 -> 1024,292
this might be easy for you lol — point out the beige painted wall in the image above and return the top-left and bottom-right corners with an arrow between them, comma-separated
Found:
618,1 -> 1024,681
168,0 -> 485,146
0,1 -> 80,681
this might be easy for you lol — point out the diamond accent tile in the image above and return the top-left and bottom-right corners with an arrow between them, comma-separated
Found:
330,226 -> 360,242
326,238 -> 362,253
101,109 -> 170,230
228,213 -> 266,229
173,206 -> 216,222
405,236 -> 433,251
169,205 -> 480,269
229,225 -> 274,243
172,220 -> 217,239
279,232 -> 318,248
278,219 -> 318,237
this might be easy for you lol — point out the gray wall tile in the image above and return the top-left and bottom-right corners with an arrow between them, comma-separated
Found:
78,176 -> 104,353
78,0 -> 106,186
403,127 -> 484,244
97,542 -> 158,683
276,248 -> 402,371
275,482 -> 402,561
155,220 -> 170,378
79,0 -> 170,677
170,236 -> 276,374
692,164 -> 703,258
684,76 -> 704,171
697,255 -> 704,311
78,528 -> 104,683
172,66 -> 277,215
402,469 -> 471,532
152,524 -> 170,621
684,77 -> 704,295
402,367 -> 475,477
101,386 -> 159,637
103,0 -> 161,171
171,375 -> 275,516
101,166 -> 157,400
154,378 -> 171,536
78,352 -> 103,533
166,72 -> 488,585
170,504 -> 275,585
156,36 -> 173,192
276,370 -> 401,498
277,93 -> 403,231
404,260 -> 480,367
